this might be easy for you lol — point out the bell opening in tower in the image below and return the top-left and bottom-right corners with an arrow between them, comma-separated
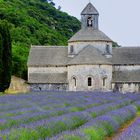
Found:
87,17 -> 93,27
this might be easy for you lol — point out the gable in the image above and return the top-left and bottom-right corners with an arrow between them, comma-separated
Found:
68,45 -> 111,65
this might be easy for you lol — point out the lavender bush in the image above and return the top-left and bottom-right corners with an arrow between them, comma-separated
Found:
50,105 -> 136,140
113,117 -> 140,140
0,92 -> 140,140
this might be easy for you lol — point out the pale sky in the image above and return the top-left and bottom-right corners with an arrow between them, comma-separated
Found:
54,0 -> 140,46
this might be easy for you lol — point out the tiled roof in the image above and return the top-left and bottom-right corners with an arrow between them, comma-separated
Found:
112,47 -> 140,65
68,45 -> 111,65
112,70 -> 140,82
68,28 -> 112,42
81,3 -> 99,15
27,46 -> 69,66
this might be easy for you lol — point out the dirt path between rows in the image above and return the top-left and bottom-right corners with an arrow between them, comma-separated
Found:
106,115 -> 140,140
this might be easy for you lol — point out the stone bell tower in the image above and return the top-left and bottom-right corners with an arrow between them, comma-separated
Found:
68,2 -> 112,56
81,2 -> 99,30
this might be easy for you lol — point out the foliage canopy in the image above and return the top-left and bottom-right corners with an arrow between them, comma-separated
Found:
0,0 -> 80,79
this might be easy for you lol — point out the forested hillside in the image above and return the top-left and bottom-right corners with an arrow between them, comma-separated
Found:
0,0 -> 80,79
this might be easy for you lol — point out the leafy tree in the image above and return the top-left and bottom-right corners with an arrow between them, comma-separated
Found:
113,42 -> 121,48
0,0 -> 80,79
0,20 -> 12,92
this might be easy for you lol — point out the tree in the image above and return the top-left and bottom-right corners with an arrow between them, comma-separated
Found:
0,20 -> 12,92
0,34 -> 3,91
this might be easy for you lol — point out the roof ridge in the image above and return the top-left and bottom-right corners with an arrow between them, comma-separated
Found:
31,46 -> 67,48
114,47 -> 140,49
122,46 -> 140,48
68,28 -> 112,42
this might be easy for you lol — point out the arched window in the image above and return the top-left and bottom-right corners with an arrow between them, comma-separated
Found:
87,17 -> 93,27
72,77 -> 77,87
70,45 -> 74,53
88,77 -> 92,86
128,83 -> 131,88
103,77 -> 107,86
106,45 -> 110,54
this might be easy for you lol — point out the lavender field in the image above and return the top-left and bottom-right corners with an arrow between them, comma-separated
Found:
0,92 -> 140,140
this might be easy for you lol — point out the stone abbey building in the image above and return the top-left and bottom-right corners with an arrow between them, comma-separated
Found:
27,3 -> 140,92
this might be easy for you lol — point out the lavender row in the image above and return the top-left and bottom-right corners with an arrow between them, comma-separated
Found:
0,101 -> 136,139
0,92 -> 120,122
0,94 -> 136,117
0,92 -> 138,113
113,117 -> 140,140
0,93 -> 128,130
2,104 -> 136,140
51,105 -> 136,140
0,97 -> 132,131
0,98 -> 114,130
0,92 -> 123,112
0,92 -> 140,139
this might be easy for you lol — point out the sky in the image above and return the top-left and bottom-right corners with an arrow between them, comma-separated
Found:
54,0 -> 140,46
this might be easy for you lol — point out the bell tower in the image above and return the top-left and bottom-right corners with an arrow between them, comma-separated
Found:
68,2 -> 113,57
81,2 -> 99,30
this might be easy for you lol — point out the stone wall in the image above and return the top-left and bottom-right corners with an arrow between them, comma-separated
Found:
113,65 -> 140,93
112,83 -> 140,93
68,65 -> 112,91
28,66 -> 68,91
30,84 -> 68,92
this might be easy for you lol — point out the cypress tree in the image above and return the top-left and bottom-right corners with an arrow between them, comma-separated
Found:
0,20 -> 12,92
0,34 -> 3,91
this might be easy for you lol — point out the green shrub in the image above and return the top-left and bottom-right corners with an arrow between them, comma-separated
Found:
63,135 -> 83,140
81,126 -> 107,140
2,128 -> 39,140
69,107 -> 85,112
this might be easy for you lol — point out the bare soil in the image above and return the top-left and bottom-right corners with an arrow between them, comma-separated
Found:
6,76 -> 29,94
